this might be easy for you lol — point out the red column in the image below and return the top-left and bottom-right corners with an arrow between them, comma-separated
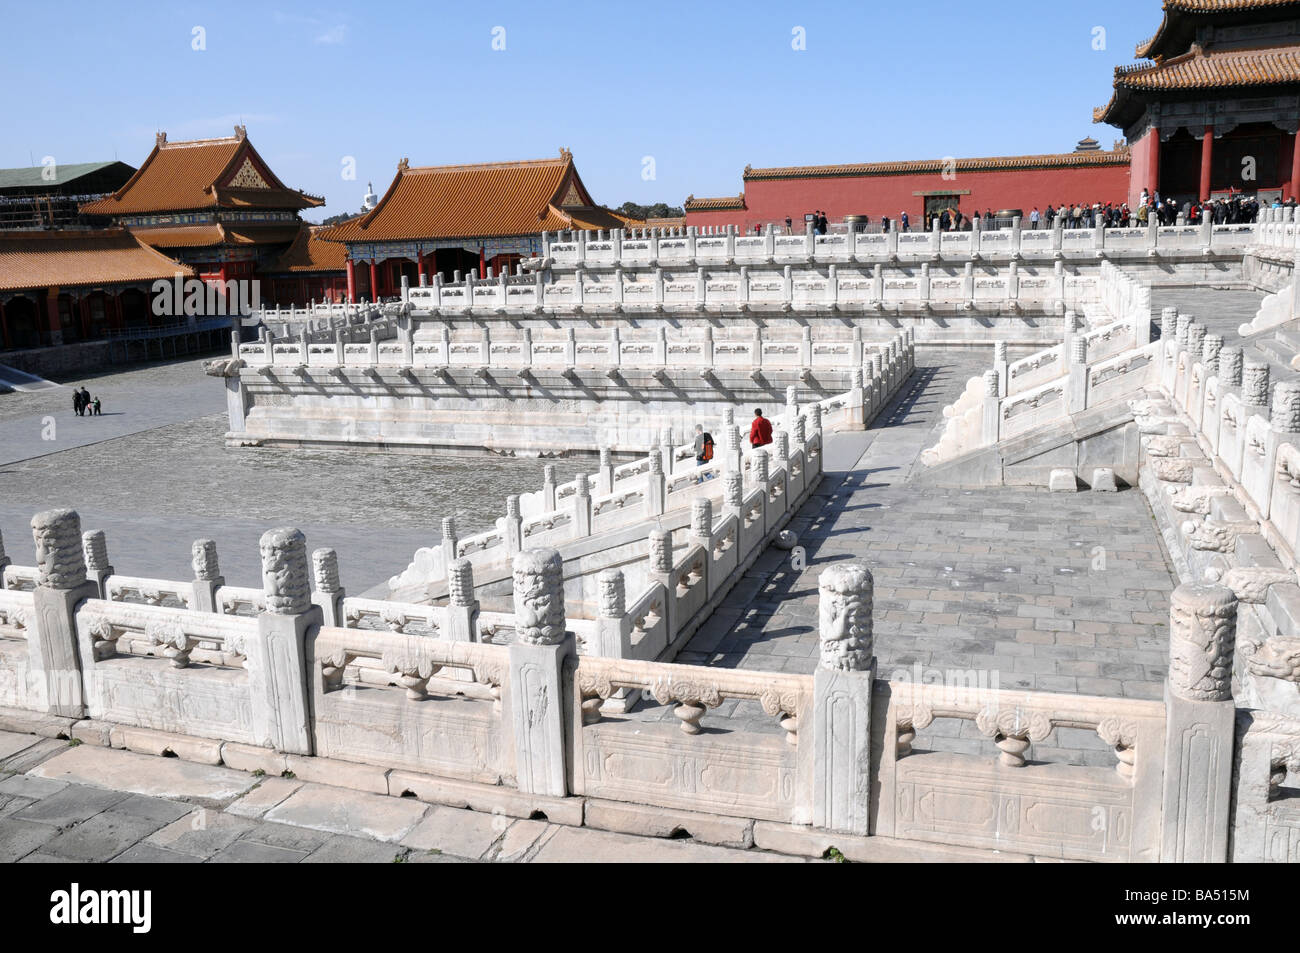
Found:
345,259 -> 356,302
1199,126 -> 1214,201
0,298 -> 10,350
45,287 -> 61,345
478,246 -> 486,279
369,260 -> 379,302
1290,133 -> 1300,202
417,249 -> 425,284
1147,128 -> 1161,201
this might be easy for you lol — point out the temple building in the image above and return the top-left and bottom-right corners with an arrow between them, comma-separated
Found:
319,150 -> 631,301
0,228 -> 194,349
1095,0 -> 1300,208
684,148 -> 1132,232
81,126 -> 324,289
0,161 -> 135,230
261,225 -> 350,307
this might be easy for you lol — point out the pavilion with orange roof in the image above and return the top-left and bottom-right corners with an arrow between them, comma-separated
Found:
319,149 -> 632,302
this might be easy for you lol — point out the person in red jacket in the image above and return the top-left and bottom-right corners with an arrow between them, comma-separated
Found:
749,408 -> 773,447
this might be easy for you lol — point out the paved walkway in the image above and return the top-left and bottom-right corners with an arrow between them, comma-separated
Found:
652,350 -> 1178,766
0,731 -> 809,864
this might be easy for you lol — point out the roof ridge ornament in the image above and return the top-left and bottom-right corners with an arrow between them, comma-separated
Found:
398,157 -> 410,172
234,124 -> 247,139
155,131 -> 168,148
559,147 -> 572,161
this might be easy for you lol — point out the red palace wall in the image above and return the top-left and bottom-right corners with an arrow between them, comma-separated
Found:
1127,130 -> 1158,210
687,161 -> 1132,231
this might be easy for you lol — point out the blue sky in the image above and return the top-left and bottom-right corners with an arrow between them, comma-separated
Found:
1,0 -> 1159,220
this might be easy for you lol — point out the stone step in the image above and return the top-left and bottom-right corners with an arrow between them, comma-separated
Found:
1252,336 -> 1298,366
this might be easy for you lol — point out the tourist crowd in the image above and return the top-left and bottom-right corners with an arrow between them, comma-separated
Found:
760,190 -> 1278,235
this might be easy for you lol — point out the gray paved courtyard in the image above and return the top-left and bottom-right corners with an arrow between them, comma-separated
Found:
0,358 -> 586,591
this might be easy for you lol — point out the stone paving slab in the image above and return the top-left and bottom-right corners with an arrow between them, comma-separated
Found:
529,825 -> 807,863
263,784 -> 430,843
29,744 -> 257,803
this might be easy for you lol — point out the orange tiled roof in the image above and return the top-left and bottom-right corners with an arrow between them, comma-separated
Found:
320,151 -> 607,244
267,226 -> 349,273
684,194 -> 746,211
129,222 -> 305,249
1095,44 -> 1300,123
743,150 -> 1129,181
644,216 -> 685,229
81,129 -> 323,216
1136,0 -> 1300,58
0,228 -> 191,293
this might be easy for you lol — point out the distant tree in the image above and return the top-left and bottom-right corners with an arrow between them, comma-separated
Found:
316,211 -> 362,226
616,201 -> 684,220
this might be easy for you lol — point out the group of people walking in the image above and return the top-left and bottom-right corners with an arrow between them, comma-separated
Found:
72,387 -> 101,416
691,409 -> 775,481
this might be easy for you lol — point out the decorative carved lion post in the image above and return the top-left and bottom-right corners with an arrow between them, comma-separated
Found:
30,508 -> 95,717
1160,583 -> 1237,863
812,561 -> 875,836
249,527 -> 318,755
508,547 -> 573,797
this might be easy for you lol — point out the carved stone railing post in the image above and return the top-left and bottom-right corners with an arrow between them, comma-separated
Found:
992,340 -> 1009,398
982,370 -> 1001,444
30,509 -> 95,717
597,446 -> 615,495
1202,334 -> 1223,378
593,568 -> 631,662
1161,583 -> 1237,863
812,562 -> 875,835
250,527 -> 317,754
440,516 -> 458,571
689,497 -> 713,552
722,422 -> 742,474
503,495 -> 523,554
723,470 -> 744,522
659,427 -> 674,475
0,528 -> 11,587
310,548 -> 344,627
81,529 -> 113,598
508,547 -> 573,797
1243,359 -> 1270,415
190,538 -> 224,613
1219,347 -> 1243,390
542,464 -> 557,512
573,473 -> 593,537
645,452 -> 666,517
445,557 -> 480,643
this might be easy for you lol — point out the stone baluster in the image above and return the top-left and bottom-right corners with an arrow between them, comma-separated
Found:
1160,307 -> 1177,341
440,516 -> 458,569
689,498 -> 713,551
659,427 -> 674,475
445,558 -> 480,643
573,473 -> 593,537
750,448 -> 769,491
81,529 -> 113,598
31,509 -> 95,717
598,446 -> 615,495
190,538 -> 224,612
812,562 -> 875,835
723,422 -> 742,474
310,548 -> 345,628
1160,583 -> 1237,863
252,527 -> 317,754
542,465 -> 557,512
503,495 -> 523,554
1243,360 -> 1270,409
645,452 -> 666,516
1219,347 -> 1243,388
592,568 -> 632,683
1175,313 -> 1191,347
508,547 -> 573,796
1202,334 -> 1223,377
982,370 -> 1001,444
1186,322 -> 1206,360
